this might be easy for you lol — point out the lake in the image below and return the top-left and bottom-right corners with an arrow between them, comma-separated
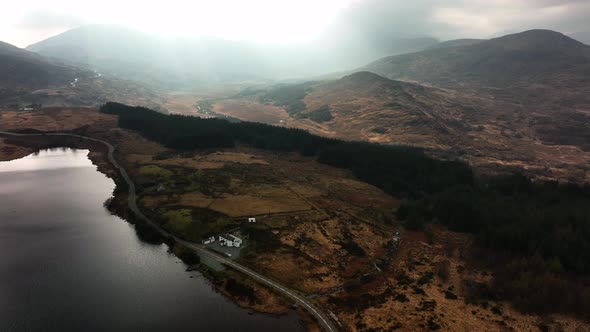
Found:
0,148 -> 303,332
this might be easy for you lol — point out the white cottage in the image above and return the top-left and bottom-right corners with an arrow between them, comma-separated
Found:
228,234 -> 243,247
219,234 -> 243,248
202,236 -> 215,245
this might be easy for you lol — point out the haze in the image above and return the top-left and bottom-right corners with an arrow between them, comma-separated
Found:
2,0 -> 590,48
2,0 -> 590,331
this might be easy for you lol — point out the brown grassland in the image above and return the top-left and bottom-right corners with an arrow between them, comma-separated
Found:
1,108 -> 588,331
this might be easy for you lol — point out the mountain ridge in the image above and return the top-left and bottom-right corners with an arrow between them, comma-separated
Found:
24,25 -> 443,87
362,29 -> 590,88
0,40 -> 81,90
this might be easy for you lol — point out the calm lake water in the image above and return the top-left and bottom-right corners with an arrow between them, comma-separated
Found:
0,148 -> 303,332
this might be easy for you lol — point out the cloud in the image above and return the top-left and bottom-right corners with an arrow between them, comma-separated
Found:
16,9 -> 87,31
327,0 -> 590,40
433,0 -> 590,38
3,0 -> 589,48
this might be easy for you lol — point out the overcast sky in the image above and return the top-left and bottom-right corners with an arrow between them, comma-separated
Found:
1,0 -> 589,47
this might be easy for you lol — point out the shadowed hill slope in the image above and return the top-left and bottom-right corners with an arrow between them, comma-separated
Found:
363,30 -> 590,88
0,41 -> 82,89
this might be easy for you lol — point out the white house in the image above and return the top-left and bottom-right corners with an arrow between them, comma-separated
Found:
219,234 -> 243,248
228,234 -> 243,247
219,235 -> 232,247
202,236 -> 215,245
248,217 -> 256,223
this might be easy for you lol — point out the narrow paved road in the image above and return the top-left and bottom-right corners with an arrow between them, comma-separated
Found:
0,130 -> 338,332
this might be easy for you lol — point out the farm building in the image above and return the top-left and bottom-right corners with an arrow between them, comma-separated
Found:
202,236 -> 215,245
248,217 -> 256,223
228,234 -> 242,247
219,234 -> 243,248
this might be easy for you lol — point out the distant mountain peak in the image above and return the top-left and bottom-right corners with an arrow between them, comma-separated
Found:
0,40 -> 32,57
0,39 -> 81,90
0,40 -> 18,50
427,39 -> 484,50
342,71 -> 390,83
490,29 -> 585,48
361,29 -> 590,88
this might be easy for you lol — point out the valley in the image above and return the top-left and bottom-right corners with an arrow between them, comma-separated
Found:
4,28 -> 589,185
184,31 -> 590,185
2,106 -> 589,331
192,72 -> 590,184
2,11 -> 590,331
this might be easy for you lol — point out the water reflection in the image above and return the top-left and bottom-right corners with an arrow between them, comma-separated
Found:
0,148 -> 302,332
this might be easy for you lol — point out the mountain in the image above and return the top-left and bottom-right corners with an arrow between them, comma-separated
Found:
427,39 -> 483,50
210,71 -> 478,150
0,39 -> 162,109
293,71 -> 478,149
211,64 -> 590,182
375,36 -> 439,55
26,25 -> 440,88
0,41 -> 80,90
335,36 -> 439,65
26,25 -> 270,88
569,30 -> 590,45
362,30 -> 590,88
360,30 -> 590,153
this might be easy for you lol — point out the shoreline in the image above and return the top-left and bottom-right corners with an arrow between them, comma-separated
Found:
0,132 -> 329,332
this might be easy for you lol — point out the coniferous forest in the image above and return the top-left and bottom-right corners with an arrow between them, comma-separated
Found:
101,102 -> 590,317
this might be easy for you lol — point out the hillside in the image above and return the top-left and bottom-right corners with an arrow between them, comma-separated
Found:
208,72 -> 475,150
362,30 -> 590,89
570,30 -> 590,45
4,106 -> 590,331
26,25 -> 259,88
208,68 -> 590,183
427,38 -> 483,50
0,40 -> 163,109
100,104 -> 590,327
25,25 -> 442,87
313,30 -> 590,181
0,41 -> 81,90
359,30 -> 590,167
291,72 -> 473,149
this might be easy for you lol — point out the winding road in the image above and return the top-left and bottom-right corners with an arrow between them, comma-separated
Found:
0,130 -> 338,332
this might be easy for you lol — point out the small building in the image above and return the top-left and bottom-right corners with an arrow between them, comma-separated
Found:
202,236 -> 215,245
219,234 -> 242,248
228,234 -> 242,247
219,235 -> 231,247
248,217 -> 256,223
219,234 -> 235,247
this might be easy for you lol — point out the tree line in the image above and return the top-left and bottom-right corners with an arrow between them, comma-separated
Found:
101,102 -> 590,317
101,102 -> 472,197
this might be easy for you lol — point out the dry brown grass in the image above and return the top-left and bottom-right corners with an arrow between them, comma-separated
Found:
322,226 -> 590,332
128,151 -> 269,170
213,99 -> 290,125
0,108 -> 116,132
216,271 -> 292,315
0,138 -> 34,161
0,108 -> 117,162
4,107 -> 588,331
109,128 -> 167,157
207,81 -> 590,184
280,220 -> 344,264
208,192 -> 311,217
254,252 -> 343,293
161,92 -> 200,115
